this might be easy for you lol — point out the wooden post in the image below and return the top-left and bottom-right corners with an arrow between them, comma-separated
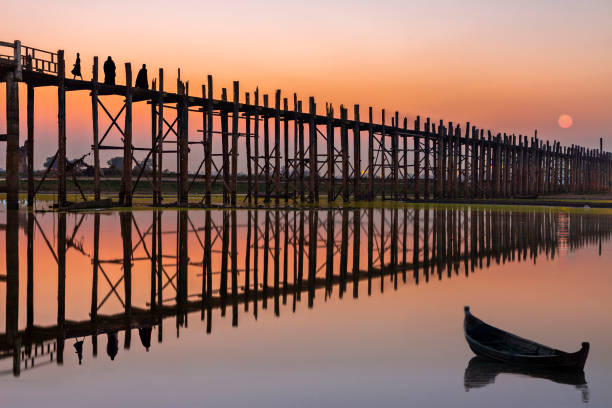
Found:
368,107 -> 374,200
284,97 -> 289,202
205,75 -> 213,205
341,106 -> 349,202
26,83 -> 34,207
263,94 -> 270,202
222,88 -> 230,204
57,50 -> 67,207
414,116 -> 421,200
392,112 -> 399,199
151,79 -> 158,205
470,125 -> 477,198
91,57 -> 100,201
179,80 -> 189,206
157,69 -> 165,204
424,118 -> 431,200
309,97 -> 317,202
274,90 -> 281,204
245,92 -> 252,203
354,105 -> 361,200
121,63 -> 133,206
298,100 -> 305,201
254,88 -> 260,202
231,81 -> 239,205
293,94 -> 299,200
381,109 -> 386,200
327,104 -> 335,201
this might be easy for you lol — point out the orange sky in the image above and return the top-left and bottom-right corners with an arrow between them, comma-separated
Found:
1,0 -> 611,170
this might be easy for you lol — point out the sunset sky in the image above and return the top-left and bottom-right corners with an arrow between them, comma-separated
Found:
1,0 -> 611,169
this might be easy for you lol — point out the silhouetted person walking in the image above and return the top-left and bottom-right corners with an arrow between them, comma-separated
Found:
106,331 -> 118,361
73,339 -> 84,365
103,56 -> 116,85
135,64 -> 148,89
71,53 -> 83,80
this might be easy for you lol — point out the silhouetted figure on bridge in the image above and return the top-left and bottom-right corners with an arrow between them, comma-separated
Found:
103,56 -> 116,85
71,53 -> 82,80
135,64 -> 148,89
73,338 -> 84,365
106,331 -> 118,361
138,326 -> 152,351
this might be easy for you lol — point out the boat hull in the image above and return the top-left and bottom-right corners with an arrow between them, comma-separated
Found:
463,306 -> 589,370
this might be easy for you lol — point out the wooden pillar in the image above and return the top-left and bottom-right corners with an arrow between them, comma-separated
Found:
157,69 -> 165,204
231,81 -> 239,205
392,112 -> 399,199
368,107 -> 374,200
353,105 -> 361,200
298,100 -> 305,201
283,97 -> 289,202
381,110 -> 387,200
27,83 -> 34,207
274,90 -> 281,204
326,104 -> 335,201
309,97 -> 317,202
414,116 -> 421,200
121,63 -> 133,206
341,106 -> 349,202
205,75 -> 213,205
253,88 -> 260,202
91,57 -> 101,201
424,118 -> 431,200
150,80 -> 158,205
57,50 -> 67,207
222,88 -> 230,204
178,80 -> 189,206
263,94 -> 270,202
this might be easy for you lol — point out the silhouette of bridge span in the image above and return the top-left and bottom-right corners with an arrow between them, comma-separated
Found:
1,206 -> 610,376
1,40 -> 611,210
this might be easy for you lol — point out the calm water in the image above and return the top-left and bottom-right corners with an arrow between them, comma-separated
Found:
1,205 -> 611,407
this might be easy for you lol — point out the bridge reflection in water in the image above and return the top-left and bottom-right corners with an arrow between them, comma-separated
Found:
1,206 -> 611,377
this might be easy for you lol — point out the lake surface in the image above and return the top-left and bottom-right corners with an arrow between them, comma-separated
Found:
1,205 -> 611,407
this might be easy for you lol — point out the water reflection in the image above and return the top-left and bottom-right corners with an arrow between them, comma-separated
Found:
464,356 -> 589,403
1,206 -> 611,379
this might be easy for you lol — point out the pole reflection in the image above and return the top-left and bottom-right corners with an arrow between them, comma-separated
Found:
1,206 -> 611,378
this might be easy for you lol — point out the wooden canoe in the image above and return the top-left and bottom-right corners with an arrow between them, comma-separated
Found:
463,306 -> 589,370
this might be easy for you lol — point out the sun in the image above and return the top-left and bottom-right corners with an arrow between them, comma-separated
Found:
558,114 -> 573,129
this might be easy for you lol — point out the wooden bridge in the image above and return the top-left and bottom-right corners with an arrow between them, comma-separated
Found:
1,206 -> 610,376
1,40 -> 611,209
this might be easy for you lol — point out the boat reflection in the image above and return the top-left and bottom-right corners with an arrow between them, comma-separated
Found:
464,356 -> 589,403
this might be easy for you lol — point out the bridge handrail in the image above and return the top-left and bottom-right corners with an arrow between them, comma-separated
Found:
0,40 -> 58,75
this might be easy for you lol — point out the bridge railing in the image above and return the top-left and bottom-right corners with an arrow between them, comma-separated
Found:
0,40 -> 58,75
